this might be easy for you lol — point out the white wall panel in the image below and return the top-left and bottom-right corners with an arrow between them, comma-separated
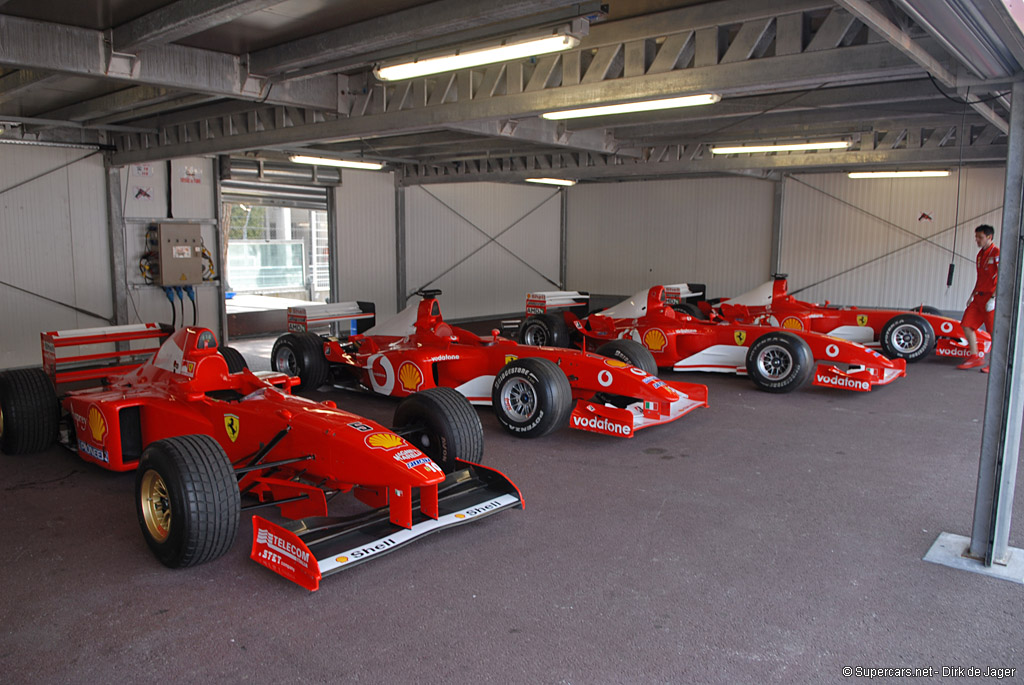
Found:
780,168 -> 1005,310
405,182 -> 561,319
0,146 -> 111,369
567,177 -> 775,299
170,157 -> 215,219
335,170 -> 398,317
122,161 -> 168,219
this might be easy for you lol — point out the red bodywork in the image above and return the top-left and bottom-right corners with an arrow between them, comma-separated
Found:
529,285 -> 906,392
312,296 -> 708,437
45,325 -> 520,589
708,277 -> 991,360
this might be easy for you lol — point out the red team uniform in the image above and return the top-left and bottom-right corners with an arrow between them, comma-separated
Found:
962,243 -> 1000,334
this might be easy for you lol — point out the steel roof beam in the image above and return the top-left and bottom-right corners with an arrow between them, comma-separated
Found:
0,69 -> 62,105
112,0 -> 284,51
446,119 -> 629,156
0,14 -> 339,110
834,0 -> 1009,133
249,0 -> 596,78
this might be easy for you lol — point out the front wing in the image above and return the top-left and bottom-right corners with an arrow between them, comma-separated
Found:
812,361 -> 905,392
251,463 -> 522,590
569,380 -> 708,437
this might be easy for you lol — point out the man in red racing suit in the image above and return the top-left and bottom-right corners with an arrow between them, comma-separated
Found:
958,224 -> 999,371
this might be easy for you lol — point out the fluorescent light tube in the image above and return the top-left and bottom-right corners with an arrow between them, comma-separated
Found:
376,34 -> 579,81
289,155 -> 384,170
525,178 -> 576,186
542,94 -> 721,120
711,141 -> 851,154
848,171 -> 950,178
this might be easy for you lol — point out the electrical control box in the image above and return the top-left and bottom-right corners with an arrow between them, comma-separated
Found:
156,223 -> 203,285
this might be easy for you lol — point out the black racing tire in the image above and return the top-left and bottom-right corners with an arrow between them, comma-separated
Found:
271,332 -> 329,391
911,305 -> 944,317
880,313 -> 935,362
516,313 -> 571,348
595,339 -> 658,376
0,368 -> 59,455
491,357 -> 572,438
393,387 -> 483,474
672,302 -> 708,320
220,346 -> 248,373
135,434 -> 240,568
745,332 -> 814,393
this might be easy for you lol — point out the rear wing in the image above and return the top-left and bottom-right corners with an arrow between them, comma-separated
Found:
286,301 -> 375,337
525,291 -> 590,318
41,323 -> 172,388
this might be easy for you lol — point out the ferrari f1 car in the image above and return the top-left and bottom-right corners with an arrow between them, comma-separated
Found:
693,275 -> 991,363
270,290 -> 708,439
0,323 -> 520,590
516,285 -> 906,393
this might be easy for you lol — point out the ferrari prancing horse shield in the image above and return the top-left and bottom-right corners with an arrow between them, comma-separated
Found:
856,314 -> 869,326
734,330 -> 747,345
224,414 -> 240,442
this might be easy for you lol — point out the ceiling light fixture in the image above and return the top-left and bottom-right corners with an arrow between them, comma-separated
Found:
542,94 -> 721,120
710,141 -> 851,155
525,178 -> 576,187
288,155 -> 384,170
848,170 -> 951,178
375,30 -> 580,81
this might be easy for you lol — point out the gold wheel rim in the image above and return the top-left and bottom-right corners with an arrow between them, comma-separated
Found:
140,469 -> 171,543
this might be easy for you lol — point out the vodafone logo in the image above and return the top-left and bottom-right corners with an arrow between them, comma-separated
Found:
368,354 -> 395,394
826,343 -> 839,358
598,370 -> 613,387
571,415 -> 632,435
940,322 -> 954,334
815,374 -> 869,391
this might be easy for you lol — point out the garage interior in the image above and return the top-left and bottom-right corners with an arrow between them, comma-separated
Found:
1,1 -> 1023,681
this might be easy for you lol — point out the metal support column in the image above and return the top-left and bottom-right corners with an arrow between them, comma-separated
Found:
770,176 -> 786,276
925,80 -> 1024,583
213,157 -> 228,344
559,187 -> 568,289
395,175 -> 407,311
326,184 -> 340,304
968,80 -> 1024,565
105,162 -> 129,325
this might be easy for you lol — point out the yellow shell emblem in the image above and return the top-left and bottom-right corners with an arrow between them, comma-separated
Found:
781,316 -> 804,330
88,406 -> 107,444
604,359 -> 628,368
643,328 -> 668,352
857,314 -> 869,326
366,432 -> 404,450
398,362 -> 423,392
734,330 -> 747,346
224,414 -> 240,443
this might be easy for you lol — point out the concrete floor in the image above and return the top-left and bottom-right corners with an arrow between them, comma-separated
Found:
2,339 -> 1022,683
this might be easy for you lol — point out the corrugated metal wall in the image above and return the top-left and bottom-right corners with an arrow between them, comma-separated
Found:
567,177 -> 776,298
334,169 -> 398,317
0,146 -> 111,369
779,168 -> 1005,309
405,182 -> 562,319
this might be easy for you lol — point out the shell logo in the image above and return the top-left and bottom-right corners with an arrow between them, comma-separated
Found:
398,361 -> 424,392
336,556 -> 350,564
87,406 -> 107,444
643,328 -> 668,352
856,314 -> 869,327
604,359 -> 628,368
781,316 -> 804,330
455,514 -> 466,519
734,330 -> 747,346
366,432 -> 405,450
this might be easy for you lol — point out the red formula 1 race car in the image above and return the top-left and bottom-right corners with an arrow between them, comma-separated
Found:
270,290 -> 708,439
517,285 -> 906,393
0,323 -> 520,591
696,275 -> 991,363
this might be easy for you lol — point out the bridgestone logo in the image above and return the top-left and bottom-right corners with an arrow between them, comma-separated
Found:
256,528 -> 311,565
571,415 -> 632,435
815,374 -> 869,391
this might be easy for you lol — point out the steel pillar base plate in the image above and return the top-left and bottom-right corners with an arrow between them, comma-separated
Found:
924,532 -> 1024,585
